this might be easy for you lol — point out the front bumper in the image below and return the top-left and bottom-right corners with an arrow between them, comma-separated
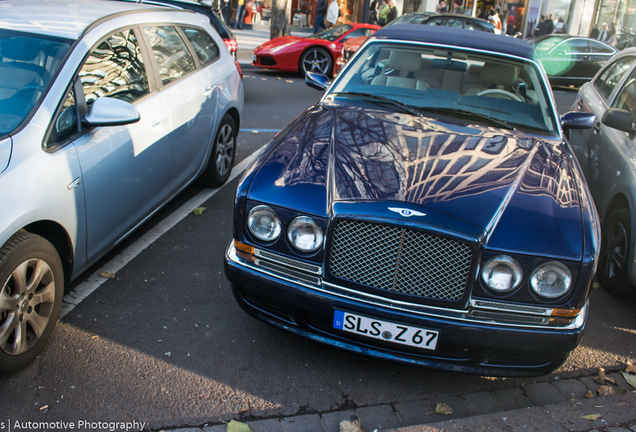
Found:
224,241 -> 587,377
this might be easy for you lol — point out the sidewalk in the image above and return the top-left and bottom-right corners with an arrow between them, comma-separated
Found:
163,369 -> 636,432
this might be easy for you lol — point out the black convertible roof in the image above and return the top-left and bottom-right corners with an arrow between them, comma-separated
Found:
372,24 -> 535,60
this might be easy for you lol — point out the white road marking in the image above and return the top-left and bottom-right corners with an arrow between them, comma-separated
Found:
60,151 -> 260,318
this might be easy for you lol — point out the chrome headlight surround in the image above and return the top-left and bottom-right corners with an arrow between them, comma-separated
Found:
481,255 -> 523,293
530,261 -> 572,298
247,205 -> 281,242
287,216 -> 323,253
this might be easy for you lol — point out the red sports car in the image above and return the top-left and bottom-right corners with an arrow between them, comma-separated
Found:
252,23 -> 381,76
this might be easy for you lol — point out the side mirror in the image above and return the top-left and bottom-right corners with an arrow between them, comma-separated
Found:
82,97 -> 140,127
561,111 -> 596,130
602,108 -> 636,136
305,71 -> 331,91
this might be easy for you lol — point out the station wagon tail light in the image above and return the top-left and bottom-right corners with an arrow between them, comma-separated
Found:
247,205 -> 281,242
530,261 -> 572,298
224,38 -> 237,55
481,256 -> 523,293
287,216 -> 323,253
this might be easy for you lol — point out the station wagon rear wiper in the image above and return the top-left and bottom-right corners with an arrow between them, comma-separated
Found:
419,107 -> 516,131
332,91 -> 422,117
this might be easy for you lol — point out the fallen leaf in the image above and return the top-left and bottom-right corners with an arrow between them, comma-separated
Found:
339,419 -> 363,432
286,80 -> 294,83
99,271 -> 115,279
593,376 -> 606,385
596,385 -> 615,396
277,77 -> 281,80
91,335 -> 99,339
435,402 -> 453,415
598,367 -> 606,379
251,130 -> 260,134
193,207 -> 206,216
584,390 -> 594,398
616,387 -> 628,394
582,414 -> 601,421
592,282 -> 600,289
604,376 -> 618,386
621,371 -> 636,389
226,420 -> 251,432
625,361 -> 636,374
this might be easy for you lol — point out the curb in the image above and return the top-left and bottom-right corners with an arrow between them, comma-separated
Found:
160,373 -> 636,432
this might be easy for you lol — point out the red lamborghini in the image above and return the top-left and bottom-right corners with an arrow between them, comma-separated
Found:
251,23 -> 381,77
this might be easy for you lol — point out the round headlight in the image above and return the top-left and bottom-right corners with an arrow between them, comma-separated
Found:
481,256 -> 523,293
247,205 -> 281,242
530,261 -> 572,298
287,216 -> 323,253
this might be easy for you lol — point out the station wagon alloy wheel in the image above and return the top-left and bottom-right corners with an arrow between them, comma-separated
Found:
598,209 -> 634,297
216,123 -> 235,177
0,233 -> 63,374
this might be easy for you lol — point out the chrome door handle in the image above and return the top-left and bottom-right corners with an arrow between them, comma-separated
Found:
593,122 -> 601,133
204,87 -> 213,97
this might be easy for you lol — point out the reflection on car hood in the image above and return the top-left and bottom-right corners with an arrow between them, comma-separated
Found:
248,103 -> 583,258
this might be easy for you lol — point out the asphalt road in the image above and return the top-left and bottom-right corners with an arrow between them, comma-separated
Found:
1,70 -> 634,432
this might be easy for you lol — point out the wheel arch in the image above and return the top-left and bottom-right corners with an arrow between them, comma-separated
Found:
603,193 -> 630,220
21,221 -> 73,288
225,107 -> 241,131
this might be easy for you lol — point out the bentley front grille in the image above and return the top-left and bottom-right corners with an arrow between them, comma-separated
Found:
329,220 -> 473,301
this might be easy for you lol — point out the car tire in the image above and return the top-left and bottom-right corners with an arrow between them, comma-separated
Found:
0,232 -> 63,375
200,113 -> 236,187
598,208 -> 636,297
300,47 -> 332,77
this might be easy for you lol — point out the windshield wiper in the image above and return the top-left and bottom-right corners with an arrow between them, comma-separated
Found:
419,107 -> 516,131
332,91 -> 422,117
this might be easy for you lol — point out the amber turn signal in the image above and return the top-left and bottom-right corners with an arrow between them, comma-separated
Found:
234,240 -> 254,255
551,308 -> 581,318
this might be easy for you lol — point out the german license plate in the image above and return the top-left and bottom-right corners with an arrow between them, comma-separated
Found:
251,54 -> 257,62
333,310 -> 439,350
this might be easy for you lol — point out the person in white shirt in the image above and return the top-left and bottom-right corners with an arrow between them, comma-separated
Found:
326,0 -> 340,27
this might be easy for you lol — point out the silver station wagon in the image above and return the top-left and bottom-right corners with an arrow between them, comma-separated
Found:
0,0 -> 243,374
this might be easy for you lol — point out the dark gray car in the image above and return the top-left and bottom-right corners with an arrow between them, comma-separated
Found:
569,47 -> 636,297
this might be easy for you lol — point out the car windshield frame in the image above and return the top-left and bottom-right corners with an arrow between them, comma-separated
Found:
327,39 -> 560,136
0,29 -> 73,136
311,24 -> 354,41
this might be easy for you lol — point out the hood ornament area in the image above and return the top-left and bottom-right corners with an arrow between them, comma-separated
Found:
389,207 -> 426,218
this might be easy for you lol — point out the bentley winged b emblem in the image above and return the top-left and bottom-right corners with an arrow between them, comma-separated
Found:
388,207 -> 426,218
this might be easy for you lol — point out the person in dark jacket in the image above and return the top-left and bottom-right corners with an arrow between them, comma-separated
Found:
314,0 -> 328,33
367,0 -> 379,24
589,24 -> 600,39
386,0 -> 398,24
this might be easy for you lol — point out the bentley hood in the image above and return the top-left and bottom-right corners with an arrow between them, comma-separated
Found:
247,104 -> 584,259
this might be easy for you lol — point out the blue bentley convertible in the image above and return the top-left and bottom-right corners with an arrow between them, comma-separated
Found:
225,25 -> 599,376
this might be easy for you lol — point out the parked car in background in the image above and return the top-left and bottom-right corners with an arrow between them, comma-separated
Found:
252,23 -> 381,76
226,24 -> 599,377
616,31 -> 634,51
120,0 -> 239,57
530,35 -> 617,87
569,47 -> 636,298
336,13 -> 494,73
0,0 -> 243,374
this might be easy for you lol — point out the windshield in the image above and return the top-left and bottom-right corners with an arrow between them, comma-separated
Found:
312,24 -> 353,41
0,30 -> 71,135
330,42 -> 557,134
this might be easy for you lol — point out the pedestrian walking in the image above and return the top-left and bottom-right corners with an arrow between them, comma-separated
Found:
326,0 -> 339,28
386,0 -> 398,24
378,0 -> 389,25
367,0 -> 379,25
314,0 -> 328,33
234,0 -> 245,29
